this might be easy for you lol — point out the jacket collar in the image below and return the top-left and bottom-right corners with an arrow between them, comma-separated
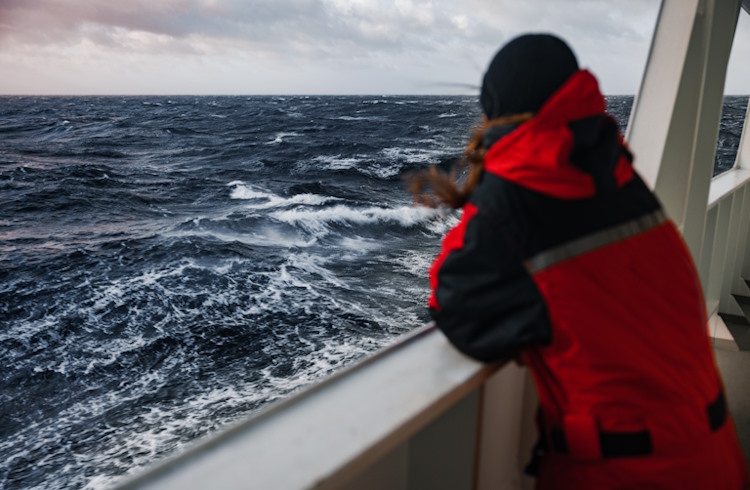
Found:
483,70 -> 615,199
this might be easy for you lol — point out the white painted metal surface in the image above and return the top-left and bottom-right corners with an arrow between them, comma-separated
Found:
630,0 -> 750,325
628,0 -> 744,261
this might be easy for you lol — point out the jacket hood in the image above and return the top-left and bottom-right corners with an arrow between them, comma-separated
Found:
480,33 -> 579,119
483,70 -> 634,199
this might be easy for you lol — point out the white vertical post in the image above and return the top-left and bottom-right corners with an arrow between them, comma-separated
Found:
719,192 -> 746,315
627,0 -> 743,263
711,199 -> 734,313
474,365 -> 529,490
738,101 -> 750,170
744,188 -> 750,283
627,0 -> 701,194
730,185 -> 750,296
682,0 -> 744,262
734,81 -> 750,285
700,205 -> 719,296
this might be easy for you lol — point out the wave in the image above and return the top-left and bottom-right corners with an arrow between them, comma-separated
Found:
392,249 -> 435,277
331,116 -> 384,121
166,227 -> 317,249
311,155 -> 363,170
308,155 -> 411,179
227,181 -> 336,209
264,132 -> 301,145
269,204 -> 440,234
381,146 -> 452,164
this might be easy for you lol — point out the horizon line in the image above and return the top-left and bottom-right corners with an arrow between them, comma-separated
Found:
1,93 -> 748,98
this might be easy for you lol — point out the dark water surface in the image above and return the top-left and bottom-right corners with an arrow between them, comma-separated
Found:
0,95 -> 747,489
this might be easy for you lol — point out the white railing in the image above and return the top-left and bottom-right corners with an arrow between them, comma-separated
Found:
116,1 -> 750,489
628,0 -> 750,344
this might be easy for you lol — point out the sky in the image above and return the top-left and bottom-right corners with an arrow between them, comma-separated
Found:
0,0 -> 749,96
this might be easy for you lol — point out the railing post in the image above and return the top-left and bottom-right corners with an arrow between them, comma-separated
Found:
739,100 -> 750,171
474,364 -> 536,490
627,0 -> 743,264
729,186 -> 750,297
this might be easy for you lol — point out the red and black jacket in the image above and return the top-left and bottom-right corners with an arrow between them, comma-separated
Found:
429,70 -> 738,467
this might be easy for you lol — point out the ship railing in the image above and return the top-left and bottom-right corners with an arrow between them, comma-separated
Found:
117,323 -> 539,489
117,1 -> 750,489
628,0 -> 750,347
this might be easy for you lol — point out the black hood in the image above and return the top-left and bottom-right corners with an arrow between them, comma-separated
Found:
481,34 -> 579,119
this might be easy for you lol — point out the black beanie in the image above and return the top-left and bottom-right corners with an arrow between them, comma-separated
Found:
480,34 -> 579,120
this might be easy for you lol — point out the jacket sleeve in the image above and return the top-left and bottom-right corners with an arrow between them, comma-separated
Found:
429,203 -> 551,363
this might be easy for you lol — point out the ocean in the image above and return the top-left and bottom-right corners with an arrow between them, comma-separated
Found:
1,95 -> 747,489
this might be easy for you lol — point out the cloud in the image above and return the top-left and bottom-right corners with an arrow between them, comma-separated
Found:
0,0 -> 657,58
0,1 -> 313,48
0,0 -> 480,57
0,0 -> 672,94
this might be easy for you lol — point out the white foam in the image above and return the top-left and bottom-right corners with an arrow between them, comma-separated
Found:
332,115 -> 384,121
184,257 -> 247,275
438,113 -> 459,118
310,156 -> 403,179
264,132 -> 301,145
393,249 -> 435,277
280,252 -> 348,289
311,155 -> 363,170
228,182 -> 335,209
310,155 -> 409,178
367,163 -> 402,179
339,236 -> 381,251
269,204 -> 439,234
381,146 -> 449,164
167,228 -> 317,249
424,210 -> 459,235
333,115 -> 367,121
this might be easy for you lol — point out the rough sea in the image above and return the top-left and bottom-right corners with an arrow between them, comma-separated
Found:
1,94 -> 747,489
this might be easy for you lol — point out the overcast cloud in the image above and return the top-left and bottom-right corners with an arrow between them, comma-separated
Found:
1,0 -> 749,95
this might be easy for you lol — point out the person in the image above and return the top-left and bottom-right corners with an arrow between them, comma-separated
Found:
410,34 -> 749,489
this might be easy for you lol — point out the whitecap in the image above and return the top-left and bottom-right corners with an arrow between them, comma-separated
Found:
312,155 -> 362,170
381,146 -> 449,164
227,182 -> 335,209
310,155 -> 403,179
331,115 -> 384,121
269,204 -> 439,234
166,228 -> 317,249
264,132 -> 301,144
339,236 -> 381,251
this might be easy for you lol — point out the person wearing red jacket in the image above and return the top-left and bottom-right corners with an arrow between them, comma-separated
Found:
410,34 -> 748,489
